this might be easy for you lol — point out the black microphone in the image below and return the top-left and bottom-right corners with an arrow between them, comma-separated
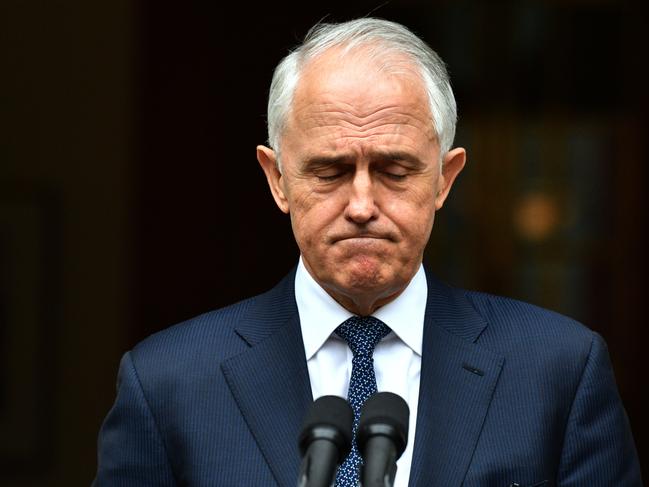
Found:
357,392 -> 410,487
297,395 -> 353,487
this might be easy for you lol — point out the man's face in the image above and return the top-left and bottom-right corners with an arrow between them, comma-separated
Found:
258,49 -> 465,314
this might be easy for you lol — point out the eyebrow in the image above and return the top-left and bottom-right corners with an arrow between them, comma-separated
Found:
367,150 -> 426,168
302,155 -> 352,169
302,150 -> 426,169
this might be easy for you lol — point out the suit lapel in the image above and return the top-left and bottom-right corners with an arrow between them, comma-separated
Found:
219,268 -> 504,486
221,273 -> 312,487
409,273 -> 504,486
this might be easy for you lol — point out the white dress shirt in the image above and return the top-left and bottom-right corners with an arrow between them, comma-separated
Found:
295,257 -> 426,487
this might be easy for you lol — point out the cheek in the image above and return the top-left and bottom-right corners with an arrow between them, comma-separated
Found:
382,190 -> 435,217
383,188 -> 436,233
288,191 -> 341,246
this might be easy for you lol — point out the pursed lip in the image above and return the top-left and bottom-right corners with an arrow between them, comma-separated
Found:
331,233 -> 394,243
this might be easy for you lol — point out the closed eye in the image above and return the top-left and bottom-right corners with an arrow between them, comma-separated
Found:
311,161 -> 354,182
381,171 -> 408,181
377,161 -> 410,181
317,173 -> 344,182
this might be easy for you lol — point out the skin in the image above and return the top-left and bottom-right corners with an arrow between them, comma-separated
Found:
258,47 -> 466,316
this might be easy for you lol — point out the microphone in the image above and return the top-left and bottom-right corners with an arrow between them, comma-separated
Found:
357,392 -> 410,487
297,395 -> 353,487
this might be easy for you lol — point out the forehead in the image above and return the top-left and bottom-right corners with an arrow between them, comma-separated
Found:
286,47 -> 436,143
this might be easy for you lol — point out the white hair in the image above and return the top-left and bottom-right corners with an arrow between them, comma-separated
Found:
266,18 -> 458,167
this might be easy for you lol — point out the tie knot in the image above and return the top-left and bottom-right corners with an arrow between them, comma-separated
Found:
335,316 -> 391,357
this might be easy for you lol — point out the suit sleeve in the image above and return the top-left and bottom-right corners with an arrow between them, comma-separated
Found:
93,352 -> 177,486
557,333 -> 643,486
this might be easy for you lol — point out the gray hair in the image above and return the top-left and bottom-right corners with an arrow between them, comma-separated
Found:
266,18 -> 458,166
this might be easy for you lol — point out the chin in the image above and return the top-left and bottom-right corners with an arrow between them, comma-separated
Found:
340,263 -> 394,293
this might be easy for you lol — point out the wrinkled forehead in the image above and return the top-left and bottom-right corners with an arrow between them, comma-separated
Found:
288,46 -> 434,135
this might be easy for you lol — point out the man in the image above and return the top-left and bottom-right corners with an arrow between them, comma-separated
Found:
95,18 -> 642,486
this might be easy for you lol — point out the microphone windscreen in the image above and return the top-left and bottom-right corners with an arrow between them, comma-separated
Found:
358,392 -> 409,456
299,395 -> 353,455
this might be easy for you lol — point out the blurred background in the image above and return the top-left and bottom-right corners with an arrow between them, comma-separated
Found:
1,0 -> 647,484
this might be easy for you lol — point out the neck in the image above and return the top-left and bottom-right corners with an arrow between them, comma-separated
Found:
320,282 -> 407,316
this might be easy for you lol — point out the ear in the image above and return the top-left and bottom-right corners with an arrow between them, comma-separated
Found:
257,145 -> 290,214
435,147 -> 466,210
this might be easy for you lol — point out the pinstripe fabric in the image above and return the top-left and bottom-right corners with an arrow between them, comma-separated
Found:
94,268 -> 642,486
94,352 -> 176,486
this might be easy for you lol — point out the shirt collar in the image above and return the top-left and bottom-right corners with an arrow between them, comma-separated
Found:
295,257 -> 426,360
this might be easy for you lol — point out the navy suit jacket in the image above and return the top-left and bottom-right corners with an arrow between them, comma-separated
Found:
94,269 -> 642,486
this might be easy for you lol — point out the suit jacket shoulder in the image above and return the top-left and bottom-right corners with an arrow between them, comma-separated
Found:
463,288 -> 594,354
95,269 -> 306,487
129,269 -> 298,384
412,273 -> 642,486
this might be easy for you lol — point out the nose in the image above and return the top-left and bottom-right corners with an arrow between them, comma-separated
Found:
344,169 -> 379,223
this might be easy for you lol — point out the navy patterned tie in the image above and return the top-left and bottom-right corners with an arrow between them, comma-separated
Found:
334,316 -> 391,487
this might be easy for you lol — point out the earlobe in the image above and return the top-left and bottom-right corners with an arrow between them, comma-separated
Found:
435,147 -> 466,210
257,145 -> 290,214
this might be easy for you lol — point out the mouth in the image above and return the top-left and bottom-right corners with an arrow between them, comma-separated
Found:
332,234 -> 394,244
